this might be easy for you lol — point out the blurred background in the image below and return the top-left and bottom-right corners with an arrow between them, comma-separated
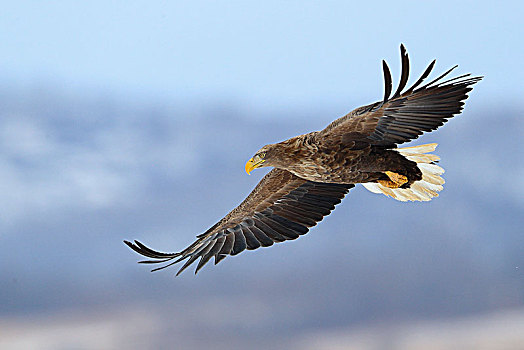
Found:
1,1 -> 523,349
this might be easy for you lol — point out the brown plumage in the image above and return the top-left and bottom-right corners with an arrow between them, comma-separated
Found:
125,44 -> 482,275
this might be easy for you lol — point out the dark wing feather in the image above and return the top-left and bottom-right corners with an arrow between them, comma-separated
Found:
321,44 -> 482,147
391,43 -> 409,99
124,169 -> 353,275
382,60 -> 393,104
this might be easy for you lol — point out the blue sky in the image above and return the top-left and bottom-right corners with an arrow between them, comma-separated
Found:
1,3 -> 523,348
1,0 -> 522,287
1,1 -> 523,111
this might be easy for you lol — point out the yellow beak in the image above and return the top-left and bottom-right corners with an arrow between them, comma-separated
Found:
245,158 -> 256,175
245,158 -> 264,175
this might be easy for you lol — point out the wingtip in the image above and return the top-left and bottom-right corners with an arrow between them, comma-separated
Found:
400,43 -> 407,55
382,60 -> 393,103
123,239 -> 143,255
391,44 -> 410,99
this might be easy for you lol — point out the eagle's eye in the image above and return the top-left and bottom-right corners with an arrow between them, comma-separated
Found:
257,152 -> 266,159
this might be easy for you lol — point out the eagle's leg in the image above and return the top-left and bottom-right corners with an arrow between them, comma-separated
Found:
377,171 -> 408,188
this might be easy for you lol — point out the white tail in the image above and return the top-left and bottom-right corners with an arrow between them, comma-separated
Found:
362,143 -> 444,202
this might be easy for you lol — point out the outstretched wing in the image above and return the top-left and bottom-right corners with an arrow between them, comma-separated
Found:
125,169 -> 353,275
320,44 -> 482,147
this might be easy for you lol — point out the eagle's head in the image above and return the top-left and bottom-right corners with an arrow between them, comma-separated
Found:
245,144 -> 278,174
245,137 -> 305,174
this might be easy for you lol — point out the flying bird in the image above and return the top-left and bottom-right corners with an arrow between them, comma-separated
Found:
125,44 -> 481,275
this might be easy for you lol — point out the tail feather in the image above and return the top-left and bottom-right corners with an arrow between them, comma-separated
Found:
362,143 -> 445,202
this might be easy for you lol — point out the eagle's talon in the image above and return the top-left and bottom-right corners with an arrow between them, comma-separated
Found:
378,171 -> 408,188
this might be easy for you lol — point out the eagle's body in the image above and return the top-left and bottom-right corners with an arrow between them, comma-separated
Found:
125,45 -> 481,275
262,132 -> 421,185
